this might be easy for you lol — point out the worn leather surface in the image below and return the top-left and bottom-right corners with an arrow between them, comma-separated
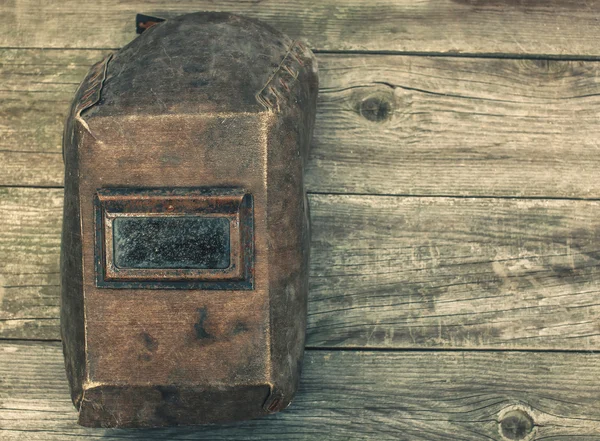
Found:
92,13 -> 297,116
61,12 -> 318,428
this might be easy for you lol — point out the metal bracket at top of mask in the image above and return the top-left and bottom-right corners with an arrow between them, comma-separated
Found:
135,13 -> 166,34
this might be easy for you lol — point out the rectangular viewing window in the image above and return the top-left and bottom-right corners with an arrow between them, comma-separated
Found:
113,217 -> 231,270
95,188 -> 253,290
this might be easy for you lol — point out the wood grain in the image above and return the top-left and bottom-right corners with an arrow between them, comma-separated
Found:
5,49 -> 600,197
3,0 -> 600,57
3,187 -> 600,349
0,49 -> 101,187
4,2 -> 600,438
1,341 -> 600,440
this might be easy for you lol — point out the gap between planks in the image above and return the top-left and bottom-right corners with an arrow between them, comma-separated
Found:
3,337 -> 600,354
7,47 -> 600,61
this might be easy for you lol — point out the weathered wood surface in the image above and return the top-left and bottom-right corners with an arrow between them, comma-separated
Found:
5,48 -> 600,197
3,0 -> 600,57
0,49 -> 101,187
2,341 -> 600,440
3,187 -> 600,350
4,2 -> 600,438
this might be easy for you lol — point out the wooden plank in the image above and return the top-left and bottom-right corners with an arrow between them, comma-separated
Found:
0,49 -> 104,187
3,187 -> 600,350
1,341 -> 600,440
311,54 -> 600,198
3,0 -> 600,57
5,49 -> 600,197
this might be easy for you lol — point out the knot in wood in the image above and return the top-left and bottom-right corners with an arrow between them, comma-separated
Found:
358,95 -> 393,122
500,409 -> 534,440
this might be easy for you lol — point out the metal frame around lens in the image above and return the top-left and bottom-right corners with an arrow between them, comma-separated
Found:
94,188 -> 254,290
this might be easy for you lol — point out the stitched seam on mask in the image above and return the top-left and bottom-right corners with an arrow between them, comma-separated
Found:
255,41 -> 305,112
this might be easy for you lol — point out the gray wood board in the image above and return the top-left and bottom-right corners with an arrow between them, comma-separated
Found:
4,49 -> 600,198
1,341 -> 600,440
3,187 -> 600,350
3,1 -> 600,57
